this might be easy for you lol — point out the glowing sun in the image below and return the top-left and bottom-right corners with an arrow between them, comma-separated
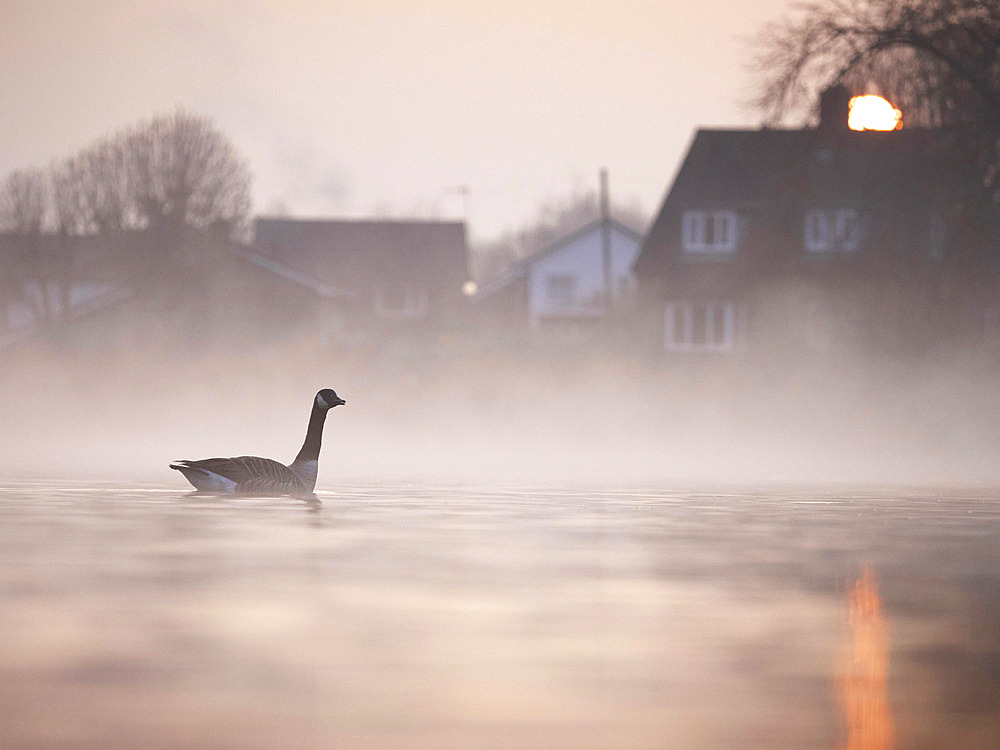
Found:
848,95 -> 902,131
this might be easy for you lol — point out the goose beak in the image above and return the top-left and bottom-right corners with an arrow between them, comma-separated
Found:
335,398 -> 346,407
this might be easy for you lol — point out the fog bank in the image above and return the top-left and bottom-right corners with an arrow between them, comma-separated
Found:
2,339 -> 998,490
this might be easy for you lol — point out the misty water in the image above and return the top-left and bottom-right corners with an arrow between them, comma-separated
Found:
1,481 -> 998,749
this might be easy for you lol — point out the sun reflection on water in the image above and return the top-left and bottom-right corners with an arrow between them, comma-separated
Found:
838,565 -> 894,750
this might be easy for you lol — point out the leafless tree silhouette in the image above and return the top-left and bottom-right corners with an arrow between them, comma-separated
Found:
749,0 -> 1000,217
122,110 -> 252,245
0,169 -> 59,330
750,0 -> 1000,126
1,110 -> 253,341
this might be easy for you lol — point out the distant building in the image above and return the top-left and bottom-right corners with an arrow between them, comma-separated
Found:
244,217 -> 470,348
473,219 -> 643,345
0,227 -> 324,353
0,233 -> 130,350
633,86 -> 1000,359
1,218 -> 471,356
0,279 -> 129,350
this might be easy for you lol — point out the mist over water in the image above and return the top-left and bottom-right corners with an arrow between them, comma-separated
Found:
2,328 -> 999,749
1,335 -> 997,489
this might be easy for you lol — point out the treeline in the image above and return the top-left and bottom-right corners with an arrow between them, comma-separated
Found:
0,110 -> 252,328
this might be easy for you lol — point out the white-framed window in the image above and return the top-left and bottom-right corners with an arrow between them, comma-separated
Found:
374,287 -> 428,319
804,208 -> 861,252
664,301 -> 736,352
682,210 -> 738,254
546,274 -> 576,305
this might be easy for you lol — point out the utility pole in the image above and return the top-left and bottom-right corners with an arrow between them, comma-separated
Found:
445,184 -> 471,229
600,167 -> 613,315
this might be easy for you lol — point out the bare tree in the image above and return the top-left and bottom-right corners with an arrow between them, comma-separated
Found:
750,2 -> 1000,149
749,0 -> 1000,253
0,168 -> 57,330
0,169 -> 47,234
123,109 -> 252,245
750,0 -> 1000,126
50,150 -> 127,319
49,161 -> 86,322
64,139 -> 134,237
1,109 -> 254,346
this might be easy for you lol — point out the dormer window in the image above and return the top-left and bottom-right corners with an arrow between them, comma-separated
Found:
682,210 -> 738,254
804,209 -> 861,253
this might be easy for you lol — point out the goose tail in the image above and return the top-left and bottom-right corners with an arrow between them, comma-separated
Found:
169,460 -> 239,493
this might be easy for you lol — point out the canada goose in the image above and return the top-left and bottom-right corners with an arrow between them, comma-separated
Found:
170,388 -> 345,495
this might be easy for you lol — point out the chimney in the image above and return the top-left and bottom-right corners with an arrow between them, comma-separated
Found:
818,85 -> 851,135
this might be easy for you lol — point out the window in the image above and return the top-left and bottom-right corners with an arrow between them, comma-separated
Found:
374,287 -> 428,319
664,301 -> 736,352
546,274 -> 576,305
804,209 -> 861,253
682,210 -> 738,254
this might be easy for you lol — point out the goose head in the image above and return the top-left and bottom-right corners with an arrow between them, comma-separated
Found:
316,388 -> 346,410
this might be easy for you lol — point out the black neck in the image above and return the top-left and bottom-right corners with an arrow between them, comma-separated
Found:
293,404 -> 327,464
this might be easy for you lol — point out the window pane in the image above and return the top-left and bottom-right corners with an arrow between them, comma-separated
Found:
682,211 -> 704,250
805,210 -> 824,251
665,302 -> 692,349
836,210 -> 859,251
692,304 -> 707,344
713,213 -> 727,248
711,304 -> 725,344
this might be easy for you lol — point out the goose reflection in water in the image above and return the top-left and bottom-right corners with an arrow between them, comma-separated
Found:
838,565 -> 894,750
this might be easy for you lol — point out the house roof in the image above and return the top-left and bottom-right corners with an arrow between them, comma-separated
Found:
254,217 -> 468,292
656,126 -> 949,207
473,219 -> 643,303
232,249 -> 356,299
635,123 -> 966,278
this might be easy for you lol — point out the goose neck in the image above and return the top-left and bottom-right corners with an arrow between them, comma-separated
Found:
293,404 -> 327,464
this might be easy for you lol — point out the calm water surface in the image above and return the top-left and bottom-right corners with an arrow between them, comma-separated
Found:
1,482 -> 998,749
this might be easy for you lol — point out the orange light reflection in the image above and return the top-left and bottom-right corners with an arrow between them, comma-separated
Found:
838,565 -> 895,750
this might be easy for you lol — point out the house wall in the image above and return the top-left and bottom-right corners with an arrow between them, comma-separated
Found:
633,124 -> 1000,360
527,226 -> 640,327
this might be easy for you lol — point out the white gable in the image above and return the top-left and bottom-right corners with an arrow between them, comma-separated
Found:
526,223 -> 641,327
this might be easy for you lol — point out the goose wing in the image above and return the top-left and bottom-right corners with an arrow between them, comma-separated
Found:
171,455 -> 305,494
171,456 -> 258,485
227,455 -> 307,494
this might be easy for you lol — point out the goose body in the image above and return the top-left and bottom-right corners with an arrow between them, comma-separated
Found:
170,388 -> 345,495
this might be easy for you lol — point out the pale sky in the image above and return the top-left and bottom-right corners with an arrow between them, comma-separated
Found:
1,0 -> 795,242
